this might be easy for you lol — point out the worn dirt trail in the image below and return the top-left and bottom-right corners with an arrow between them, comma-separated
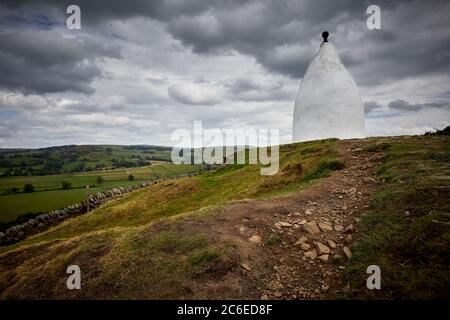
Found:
174,139 -> 385,299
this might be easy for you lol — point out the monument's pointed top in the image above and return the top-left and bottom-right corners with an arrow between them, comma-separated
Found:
292,29 -> 365,143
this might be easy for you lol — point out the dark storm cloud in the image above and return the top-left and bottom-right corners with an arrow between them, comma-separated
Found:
0,29 -> 120,94
163,0 -> 450,82
0,0 -> 222,24
388,100 -> 450,112
364,101 -> 382,114
364,99 -> 450,114
162,0 -> 361,77
2,0 -> 450,85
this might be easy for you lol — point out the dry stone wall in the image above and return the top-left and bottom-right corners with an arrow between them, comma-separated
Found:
0,172 -> 199,246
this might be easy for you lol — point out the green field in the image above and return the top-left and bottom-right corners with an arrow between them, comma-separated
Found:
0,144 -> 172,176
0,163 -> 201,223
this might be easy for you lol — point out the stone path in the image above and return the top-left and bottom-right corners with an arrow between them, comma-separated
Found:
237,141 -> 383,299
184,139 -> 385,299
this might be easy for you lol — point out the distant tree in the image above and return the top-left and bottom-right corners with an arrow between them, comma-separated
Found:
424,125 -> 450,136
95,163 -> 105,169
97,176 -> 104,185
128,174 -> 134,181
73,162 -> 86,172
4,187 -> 19,195
61,181 -> 72,189
23,184 -> 34,193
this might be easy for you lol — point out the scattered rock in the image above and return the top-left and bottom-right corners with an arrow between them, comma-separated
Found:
304,250 -> 317,260
248,235 -> 263,244
300,243 -> 311,251
334,224 -> 344,232
268,280 -> 284,290
304,221 -> 320,235
326,240 -> 336,248
343,247 -> 352,259
344,224 -> 354,233
318,222 -> 333,232
316,242 -> 331,254
298,219 -> 308,225
260,294 -> 269,300
305,209 -> 313,215
276,222 -> 293,227
318,254 -> 329,262
241,263 -> 251,271
294,236 -> 308,245
344,234 -> 353,243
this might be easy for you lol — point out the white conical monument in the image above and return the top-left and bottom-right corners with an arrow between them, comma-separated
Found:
293,31 -> 365,142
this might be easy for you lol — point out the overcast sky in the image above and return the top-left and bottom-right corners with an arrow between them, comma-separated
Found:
0,0 -> 449,148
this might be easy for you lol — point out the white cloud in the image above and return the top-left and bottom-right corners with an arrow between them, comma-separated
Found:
366,108 -> 450,137
168,82 -> 223,105
0,92 -> 52,110
65,113 -> 131,127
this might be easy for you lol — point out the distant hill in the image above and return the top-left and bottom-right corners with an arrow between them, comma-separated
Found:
0,145 -> 172,176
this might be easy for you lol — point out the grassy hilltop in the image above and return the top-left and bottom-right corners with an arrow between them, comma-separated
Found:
0,134 -> 448,299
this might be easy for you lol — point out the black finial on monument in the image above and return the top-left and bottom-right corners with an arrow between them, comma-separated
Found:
322,31 -> 329,42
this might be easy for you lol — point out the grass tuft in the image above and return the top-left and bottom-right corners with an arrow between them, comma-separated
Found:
266,234 -> 282,246
304,159 -> 345,181
188,249 -> 220,266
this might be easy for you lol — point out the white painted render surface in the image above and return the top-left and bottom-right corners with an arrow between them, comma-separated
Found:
292,42 -> 365,142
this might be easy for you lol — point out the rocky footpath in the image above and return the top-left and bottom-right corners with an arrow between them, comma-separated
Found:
0,172 -> 199,246
183,140 -> 386,299
236,143 -> 384,299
